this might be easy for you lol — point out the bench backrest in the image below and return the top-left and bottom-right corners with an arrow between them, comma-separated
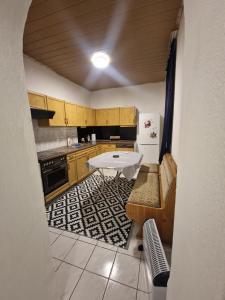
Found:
159,153 -> 177,209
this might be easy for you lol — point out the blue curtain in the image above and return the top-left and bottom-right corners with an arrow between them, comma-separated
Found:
159,38 -> 177,162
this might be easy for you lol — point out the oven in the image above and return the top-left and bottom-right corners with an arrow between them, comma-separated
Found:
40,155 -> 68,196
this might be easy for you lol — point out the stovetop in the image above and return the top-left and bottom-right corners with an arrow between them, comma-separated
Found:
37,150 -> 66,162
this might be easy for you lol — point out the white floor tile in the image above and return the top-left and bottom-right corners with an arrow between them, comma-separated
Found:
61,230 -> 79,240
137,290 -> 150,300
118,237 -> 142,258
97,240 -> 118,251
138,260 -> 150,293
65,240 -> 95,268
49,226 -> 62,235
78,235 -> 98,245
49,232 -> 59,245
110,253 -> 140,288
51,235 -> 75,260
86,246 -> 116,277
55,262 -> 83,300
103,280 -> 136,300
51,258 -> 62,272
70,270 -> 107,300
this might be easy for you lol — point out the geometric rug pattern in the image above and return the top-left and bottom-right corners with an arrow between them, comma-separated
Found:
46,173 -> 135,248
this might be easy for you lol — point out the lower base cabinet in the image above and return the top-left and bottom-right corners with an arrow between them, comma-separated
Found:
116,147 -> 134,152
76,155 -> 89,180
67,154 -> 78,186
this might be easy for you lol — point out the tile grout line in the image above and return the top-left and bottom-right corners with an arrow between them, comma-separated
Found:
52,237 -> 77,262
68,243 -> 97,300
136,256 -> 142,300
101,246 -> 118,300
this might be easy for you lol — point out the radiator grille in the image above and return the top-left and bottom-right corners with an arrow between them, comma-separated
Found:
143,219 -> 170,287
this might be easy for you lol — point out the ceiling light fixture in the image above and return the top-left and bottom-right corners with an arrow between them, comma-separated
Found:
91,51 -> 110,69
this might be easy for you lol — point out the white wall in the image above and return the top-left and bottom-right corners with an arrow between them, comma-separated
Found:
171,16 -> 185,163
0,1 -> 57,300
167,1 -> 225,300
24,55 -> 90,106
90,82 -> 165,114
90,82 -> 165,163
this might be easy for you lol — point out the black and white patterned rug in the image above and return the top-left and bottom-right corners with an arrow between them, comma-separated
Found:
46,173 -> 134,248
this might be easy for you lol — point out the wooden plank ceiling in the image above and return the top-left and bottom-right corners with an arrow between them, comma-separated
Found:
24,0 -> 181,91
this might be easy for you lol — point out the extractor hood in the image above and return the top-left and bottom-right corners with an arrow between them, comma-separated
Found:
30,107 -> 55,119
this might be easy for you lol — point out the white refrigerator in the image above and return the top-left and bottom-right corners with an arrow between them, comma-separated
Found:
137,113 -> 161,163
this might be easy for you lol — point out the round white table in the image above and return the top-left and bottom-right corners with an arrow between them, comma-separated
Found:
88,151 -> 143,204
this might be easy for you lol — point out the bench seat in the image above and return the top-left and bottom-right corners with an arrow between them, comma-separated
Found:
139,163 -> 159,173
128,173 -> 160,208
126,153 -> 177,244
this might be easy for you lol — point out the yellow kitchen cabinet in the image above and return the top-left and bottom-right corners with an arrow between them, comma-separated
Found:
119,107 -> 136,126
65,102 -> 77,126
116,147 -> 134,152
96,108 -> 119,126
28,91 -> 47,110
46,97 -> 66,126
99,144 -> 116,153
76,146 -> 97,180
96,145 -> 102,155
95,109 -> 108,126
88,147 -> 97,158
86,108 -> 96,126
75,104 -> 86,126
67,153 -> 78,186
107,108 -> 120,125
76,155 -> 89,180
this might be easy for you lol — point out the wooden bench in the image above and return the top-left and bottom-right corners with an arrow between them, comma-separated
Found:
125,154 -> 177,244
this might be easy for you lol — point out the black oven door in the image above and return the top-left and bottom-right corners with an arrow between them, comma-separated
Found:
42,163 -> 68,195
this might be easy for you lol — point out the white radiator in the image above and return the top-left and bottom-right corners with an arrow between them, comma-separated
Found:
143,219 -> 170,300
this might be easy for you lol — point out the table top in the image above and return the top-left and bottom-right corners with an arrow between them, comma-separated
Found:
88,151 -> 143,170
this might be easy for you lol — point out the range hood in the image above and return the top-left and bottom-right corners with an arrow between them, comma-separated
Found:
30,107 -> 55,119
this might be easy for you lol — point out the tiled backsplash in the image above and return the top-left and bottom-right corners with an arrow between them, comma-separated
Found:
32,120 -> 77,152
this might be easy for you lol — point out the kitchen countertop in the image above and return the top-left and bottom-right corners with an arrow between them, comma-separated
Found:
37,140 -> 136,162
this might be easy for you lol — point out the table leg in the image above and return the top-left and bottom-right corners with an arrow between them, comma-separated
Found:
114,171 -> 124,206
96,168 -> 107,198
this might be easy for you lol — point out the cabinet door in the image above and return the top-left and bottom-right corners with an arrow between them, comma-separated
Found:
75,105 -> 86,126
47,97 -> 66,126
77,155 -> 89,180
88,149 -> 97,158
65,103 -> 77,126
28,92 -> 47,109
101,144 -> 116,153
120,107 -> 136,126
106,108 -> 120,125
86,108 -> 96,126
96,109 -> 107,126
67,157 -> 78,186
116,147 -> 134,152
96,145 -> 102,155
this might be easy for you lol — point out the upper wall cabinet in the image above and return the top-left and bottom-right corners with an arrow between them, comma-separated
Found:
28,91 -> 47,110
108,108 -> 120,125
95,109 -> 108,126
96,108 -> 120,126
28,90 -> 137,127
65,102 -> 77,126
119,107 -> 136,126
86,108 -> 96,126
76,104 -> 86,126
46,97 -> 66,126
